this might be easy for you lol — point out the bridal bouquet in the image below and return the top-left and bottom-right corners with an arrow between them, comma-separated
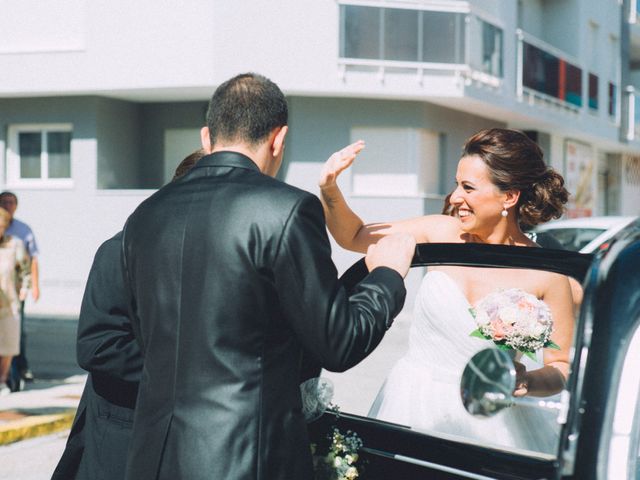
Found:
311,405 -> 365,480
469,288 -> 560,360
313,426 -> 363,480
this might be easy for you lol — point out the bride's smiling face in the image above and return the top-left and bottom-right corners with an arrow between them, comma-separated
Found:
450,155 -> 507,234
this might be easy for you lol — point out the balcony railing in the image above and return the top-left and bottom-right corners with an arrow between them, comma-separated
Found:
516,29 -> 583,114
338,3 -> 503,88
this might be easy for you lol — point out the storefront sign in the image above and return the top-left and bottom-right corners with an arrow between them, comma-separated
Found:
565,140 -> 595,218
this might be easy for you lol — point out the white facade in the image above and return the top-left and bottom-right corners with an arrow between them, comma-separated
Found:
0,0 -> 639,316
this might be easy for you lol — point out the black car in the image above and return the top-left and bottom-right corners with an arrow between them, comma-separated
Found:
308,218 -> 640,480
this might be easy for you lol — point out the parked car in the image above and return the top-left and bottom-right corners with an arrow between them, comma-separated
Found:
529,215 -> 637,253
308,217 -> 640,480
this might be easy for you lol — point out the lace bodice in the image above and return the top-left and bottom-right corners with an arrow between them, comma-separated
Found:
404,270 -> 496,381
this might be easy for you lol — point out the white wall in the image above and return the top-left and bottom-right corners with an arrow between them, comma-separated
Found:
0,0 -> 636,316
283,95 -> 506,302
23,187 -> 152,317
96,98 -> 141,189
0,0 -> 628,151
0,0 -> 217,96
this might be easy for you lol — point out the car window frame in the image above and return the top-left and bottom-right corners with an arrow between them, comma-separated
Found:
317,243 -> 594,480
564,222 -> 640,480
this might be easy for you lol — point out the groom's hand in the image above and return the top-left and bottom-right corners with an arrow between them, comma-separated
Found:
365,233 -> 416,278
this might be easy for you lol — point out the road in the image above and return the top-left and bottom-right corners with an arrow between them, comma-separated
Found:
0,317 -> 82,480
0,432 -> 68,480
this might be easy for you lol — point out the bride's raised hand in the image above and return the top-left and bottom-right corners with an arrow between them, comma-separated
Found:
319,140 -> 365,189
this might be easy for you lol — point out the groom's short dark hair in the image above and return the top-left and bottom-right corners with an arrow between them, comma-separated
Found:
206,73 -> 288,148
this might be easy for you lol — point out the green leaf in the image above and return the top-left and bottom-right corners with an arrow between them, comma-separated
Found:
524,351 -> 537,361
468,307 -> 476,318
469,329 -> 486,339
496,344 -> 512,352
545,341 -> 561,350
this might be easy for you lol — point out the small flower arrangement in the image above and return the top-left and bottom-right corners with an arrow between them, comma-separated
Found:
312,405 -> 365,480
469,288 -> 560,360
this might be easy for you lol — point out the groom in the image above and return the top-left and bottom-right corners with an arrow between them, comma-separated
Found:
122,73 -> 415,480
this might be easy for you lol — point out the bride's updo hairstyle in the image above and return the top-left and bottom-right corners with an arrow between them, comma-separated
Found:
461,128 -> 569,226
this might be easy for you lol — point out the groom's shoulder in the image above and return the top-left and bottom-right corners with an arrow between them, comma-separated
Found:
258,176 -> 319,207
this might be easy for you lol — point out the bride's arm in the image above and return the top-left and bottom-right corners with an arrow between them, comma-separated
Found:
319,141 -> 451,252
516,274 -> 575,397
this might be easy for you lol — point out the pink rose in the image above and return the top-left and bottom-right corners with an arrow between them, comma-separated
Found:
491,319 -> 506,340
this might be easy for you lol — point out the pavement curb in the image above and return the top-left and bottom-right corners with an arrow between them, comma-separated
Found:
0,409 -> 76,446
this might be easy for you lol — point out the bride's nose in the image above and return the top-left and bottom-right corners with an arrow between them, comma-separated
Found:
450,187 -> 464,205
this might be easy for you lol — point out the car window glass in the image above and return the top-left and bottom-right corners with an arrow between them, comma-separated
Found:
322,263 -> 581,458
539,228 -> 605,251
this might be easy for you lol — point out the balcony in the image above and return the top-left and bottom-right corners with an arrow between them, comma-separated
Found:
516,29 -> 619,123
516,29 -> 585,114
337,3 -> 503,89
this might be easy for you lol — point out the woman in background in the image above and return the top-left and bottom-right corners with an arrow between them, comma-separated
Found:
0,207 -> 30,395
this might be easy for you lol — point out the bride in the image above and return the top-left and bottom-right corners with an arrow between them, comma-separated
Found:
318,128 -> 576,454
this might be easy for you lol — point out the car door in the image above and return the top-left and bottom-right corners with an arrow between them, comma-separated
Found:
563,219 -> 640,480
308,243 -> 593,480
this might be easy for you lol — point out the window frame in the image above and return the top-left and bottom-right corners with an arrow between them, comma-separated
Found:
310,244 -> 594,479
338,1 -> 469,68
6,123 -> 74,189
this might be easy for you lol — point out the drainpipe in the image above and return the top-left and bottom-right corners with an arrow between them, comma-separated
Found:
621,0 -> 634,142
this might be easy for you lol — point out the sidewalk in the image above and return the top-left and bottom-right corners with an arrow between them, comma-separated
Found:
0,375 -> 85,446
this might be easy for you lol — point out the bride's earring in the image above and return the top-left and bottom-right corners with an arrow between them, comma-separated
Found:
501,206 -> 508,217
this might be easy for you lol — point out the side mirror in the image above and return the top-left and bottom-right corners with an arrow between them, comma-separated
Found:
460,349 -> 515,417
460,348 -> 567,418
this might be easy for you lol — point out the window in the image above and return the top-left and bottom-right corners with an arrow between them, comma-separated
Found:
588,73 -> 598,111
522,42 -> 583,107
384,8 -> 418,61
609,82 -> 617,118
468,17 -> 503,77
341,5 -> 380,60
564,63 -> 583,108
340,4 -> 467,65
323,258 -> 580,458
421,10 -> 466,64
534,228 -> 606,252
6,124 -> 72,187
481,21 -> 503,76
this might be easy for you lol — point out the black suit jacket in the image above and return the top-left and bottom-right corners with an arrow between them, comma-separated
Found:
52,232 -> 142,480
122,151 -> 407,480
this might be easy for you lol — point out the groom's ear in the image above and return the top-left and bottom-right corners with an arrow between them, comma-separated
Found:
200,127 -> 213,153
271,126 -> 288,158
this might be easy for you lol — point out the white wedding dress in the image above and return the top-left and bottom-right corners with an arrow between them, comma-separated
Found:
369,270 -> 560,455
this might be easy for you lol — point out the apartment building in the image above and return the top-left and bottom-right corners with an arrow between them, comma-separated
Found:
0,0 -> 638,315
